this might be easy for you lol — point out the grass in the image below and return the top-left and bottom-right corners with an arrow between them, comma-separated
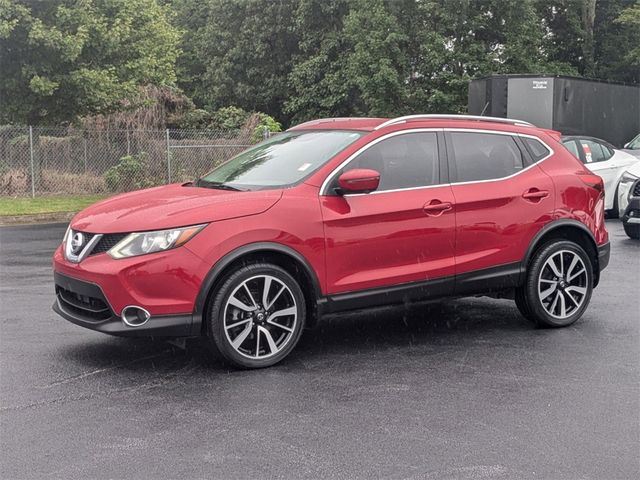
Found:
0,195 -> 107,216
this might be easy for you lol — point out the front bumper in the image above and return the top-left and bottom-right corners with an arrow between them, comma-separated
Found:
52,244 -> 211,337
53,272 -> 196,337
622,197 -> 640,226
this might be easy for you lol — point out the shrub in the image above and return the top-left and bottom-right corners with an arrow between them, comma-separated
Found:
209,106 -> 249,130
250,112 -> 282,143
104,153 -> 154,192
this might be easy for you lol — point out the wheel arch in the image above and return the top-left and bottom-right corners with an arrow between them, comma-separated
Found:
193,242 -> 323,334
522,219 -> 600,287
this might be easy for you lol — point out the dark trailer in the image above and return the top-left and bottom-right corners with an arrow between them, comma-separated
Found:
468,74 -> 639,147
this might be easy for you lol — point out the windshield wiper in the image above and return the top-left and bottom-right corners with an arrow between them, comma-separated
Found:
196,180 -> 245,191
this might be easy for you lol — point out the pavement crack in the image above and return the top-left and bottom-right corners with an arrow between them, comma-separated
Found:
37,350 -> 173,389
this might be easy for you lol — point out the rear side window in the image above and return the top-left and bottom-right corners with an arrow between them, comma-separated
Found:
522,137 -> 550,161
449,132 -> 524,182
342,132 -> 440,191
580,140 -> 612,163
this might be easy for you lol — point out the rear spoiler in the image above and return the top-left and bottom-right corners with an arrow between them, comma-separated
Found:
539,128 -> 562,142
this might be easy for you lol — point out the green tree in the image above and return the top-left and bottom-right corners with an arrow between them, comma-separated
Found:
0,0 -> 181,124
537,0 -> 639,82
286,0 -> 408,122
285,0 -> 354,122
175,0 -> 300,123
615,2 -> 640,72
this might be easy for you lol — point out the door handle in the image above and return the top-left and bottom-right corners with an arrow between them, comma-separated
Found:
423,200 -> 452,216
522,189 -> 549,201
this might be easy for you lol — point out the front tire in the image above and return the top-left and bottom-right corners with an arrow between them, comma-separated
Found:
206,263 -> 306,368
516,241 -> 593,328
623,222 -> 640,239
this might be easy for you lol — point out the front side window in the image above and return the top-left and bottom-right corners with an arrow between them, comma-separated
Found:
198,130 -> 365,190
449,132 -> 524,182
335,132 -> 440,192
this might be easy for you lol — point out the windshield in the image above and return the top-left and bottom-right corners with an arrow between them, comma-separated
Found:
627,134 -> 640,150
197,130 -> 365,190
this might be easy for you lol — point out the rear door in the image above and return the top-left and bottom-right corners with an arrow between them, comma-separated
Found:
446,130 -> 555,292
320,130 -> 456,296
576,139 -> 618,194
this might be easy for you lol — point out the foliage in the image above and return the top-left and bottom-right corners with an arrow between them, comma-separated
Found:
79,85 -> 195,131
1,0 -> 638,128
104,153 -> 154,192
174,0 -> 299,123
0,0 -> 181,125
616,2 -> 640,69
173,105 -> 282,141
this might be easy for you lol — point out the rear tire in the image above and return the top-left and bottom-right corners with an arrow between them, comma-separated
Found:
623,222 -> 640,239
206,263 -> 306,368
516,240 -> 593,328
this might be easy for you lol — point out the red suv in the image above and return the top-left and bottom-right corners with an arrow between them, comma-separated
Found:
53,115 -> 610,368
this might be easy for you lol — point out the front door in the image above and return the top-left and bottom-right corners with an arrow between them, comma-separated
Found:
320,130 -> 456,298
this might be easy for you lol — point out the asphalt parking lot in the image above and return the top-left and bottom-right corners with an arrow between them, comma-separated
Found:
1,220 -> 638,479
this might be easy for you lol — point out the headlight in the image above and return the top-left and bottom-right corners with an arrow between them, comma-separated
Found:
108,224 -> 207,259
619,171 -> 639,186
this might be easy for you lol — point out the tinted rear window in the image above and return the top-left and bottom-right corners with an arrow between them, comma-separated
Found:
449,132 -> 524,182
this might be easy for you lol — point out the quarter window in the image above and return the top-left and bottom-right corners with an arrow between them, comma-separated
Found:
449,132 -> 524,182
562,139 -> 581,159
523,137 -> 550,161
337,132 -> 440,192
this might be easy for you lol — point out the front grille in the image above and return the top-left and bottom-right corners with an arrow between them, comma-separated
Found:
632,180 -> 640,197
90,233 -> 128,255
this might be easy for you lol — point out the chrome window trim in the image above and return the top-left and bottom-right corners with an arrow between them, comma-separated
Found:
319,128 -> 442,196
319,128 -> 554,196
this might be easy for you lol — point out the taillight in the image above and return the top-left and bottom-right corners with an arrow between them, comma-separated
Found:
577,172 -> 604,195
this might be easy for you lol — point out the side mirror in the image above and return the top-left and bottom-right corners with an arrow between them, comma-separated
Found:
337,168 -> 381,194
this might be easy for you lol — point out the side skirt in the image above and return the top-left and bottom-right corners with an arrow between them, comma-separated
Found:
320,262 -> 522,315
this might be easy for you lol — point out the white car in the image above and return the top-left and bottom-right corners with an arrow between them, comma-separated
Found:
621,133 -> 640,159
562,135 -> 640,215
617,161 -> 640,239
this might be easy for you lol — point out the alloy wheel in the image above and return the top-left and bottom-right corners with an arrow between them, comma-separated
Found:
223,275 -> 298,359
537,250 -> 588,319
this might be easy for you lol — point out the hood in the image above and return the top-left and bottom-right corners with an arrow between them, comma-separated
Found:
71,183 -> 283,234
624,160 -> 640,177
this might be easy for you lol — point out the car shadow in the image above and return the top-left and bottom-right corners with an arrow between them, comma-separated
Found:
56,296 -> 533,375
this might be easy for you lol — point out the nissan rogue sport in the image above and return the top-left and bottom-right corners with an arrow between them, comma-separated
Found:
53,115 -> 610,368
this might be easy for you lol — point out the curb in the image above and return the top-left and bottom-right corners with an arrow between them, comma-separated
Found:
0,211 -> 75,226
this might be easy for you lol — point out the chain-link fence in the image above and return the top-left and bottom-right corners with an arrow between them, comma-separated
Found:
0,125 -> 260,197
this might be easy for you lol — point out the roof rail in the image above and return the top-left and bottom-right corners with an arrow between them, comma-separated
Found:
292,117 -> 380,129
374,114 -> 534,130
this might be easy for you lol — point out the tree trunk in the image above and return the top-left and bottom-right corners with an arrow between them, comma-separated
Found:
581,0 -> 597,77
